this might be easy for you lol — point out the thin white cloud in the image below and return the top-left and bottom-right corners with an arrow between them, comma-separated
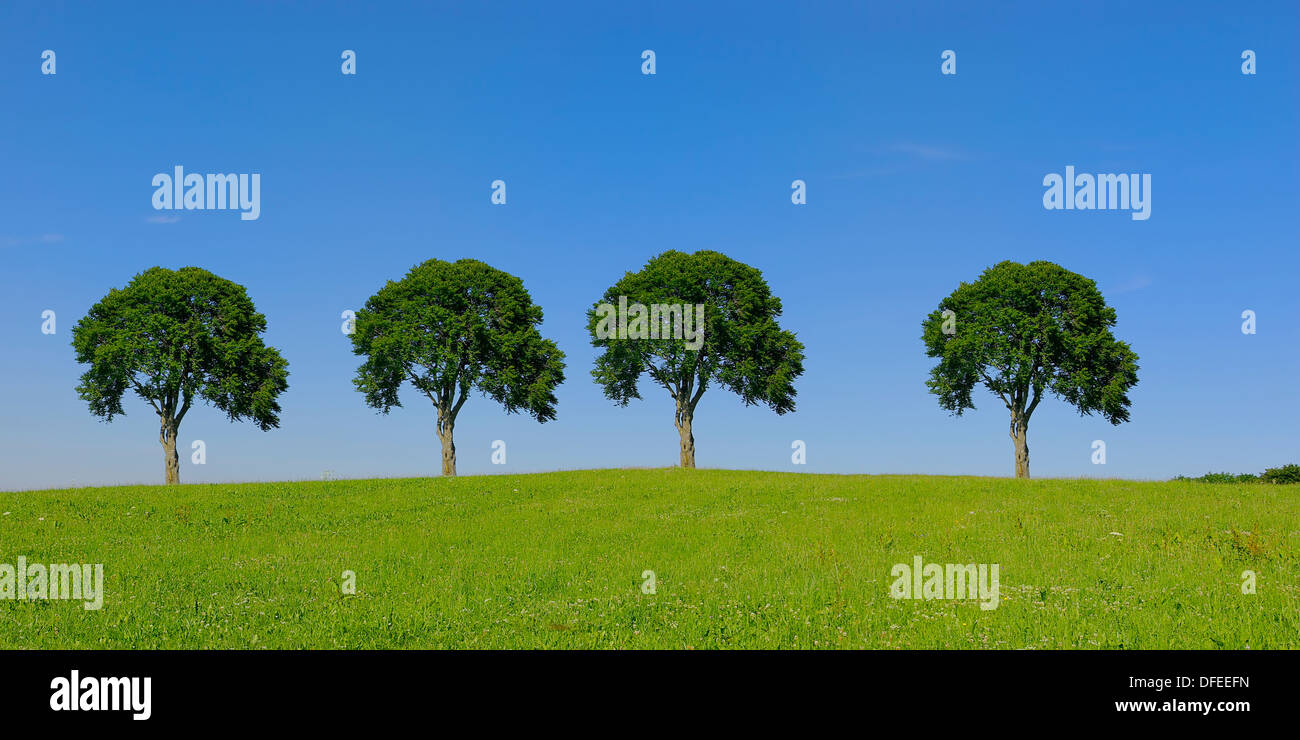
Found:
827,166 -> 901,180
890,142 -> 969,162
1,233 -> 64,247
1109,276 -> 1152,295
830,143 -> 970,180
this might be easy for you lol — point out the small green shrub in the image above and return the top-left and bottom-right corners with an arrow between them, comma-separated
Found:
1174,465 -> 1300,484
1261,464 -> 1300,484
1174,472 -> 1259,484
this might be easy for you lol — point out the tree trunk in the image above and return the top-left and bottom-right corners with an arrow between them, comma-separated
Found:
437,416 -> 457,477
160,417 -> 180,485
675,404 -> 696,469
1010,413 -> 1029,479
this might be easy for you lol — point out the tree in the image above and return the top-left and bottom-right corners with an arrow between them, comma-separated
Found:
921,260 -> 1139,478
588,250 -> 804,468
350,258 -> 565,476
71,266 -> 289,484
1261,464 -> 1300,485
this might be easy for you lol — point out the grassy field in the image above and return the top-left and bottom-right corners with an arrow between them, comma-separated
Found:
1,469 -> 1297,649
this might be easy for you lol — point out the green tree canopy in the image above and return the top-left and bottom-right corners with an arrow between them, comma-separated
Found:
71,266 -> 289,484
587,250 -> 804,468
921,260 -> 1139,478
350,258 -> 565,476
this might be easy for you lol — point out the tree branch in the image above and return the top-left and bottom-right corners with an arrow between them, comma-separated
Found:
411,371 -> 438,407
175,394 -> 193,425
132,378 -> 162,415
688,349 -> 709,413
979,370 -> 1013,412
1025,387 -> 1043,420
450,383 -> 469,424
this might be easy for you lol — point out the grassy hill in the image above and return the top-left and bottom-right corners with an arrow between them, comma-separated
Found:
1,469 -> 1296,649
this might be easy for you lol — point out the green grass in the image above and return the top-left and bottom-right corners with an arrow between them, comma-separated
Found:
1,469 -> 1297,649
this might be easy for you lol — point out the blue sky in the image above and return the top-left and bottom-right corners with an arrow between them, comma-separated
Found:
1,1 -> 1296,489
